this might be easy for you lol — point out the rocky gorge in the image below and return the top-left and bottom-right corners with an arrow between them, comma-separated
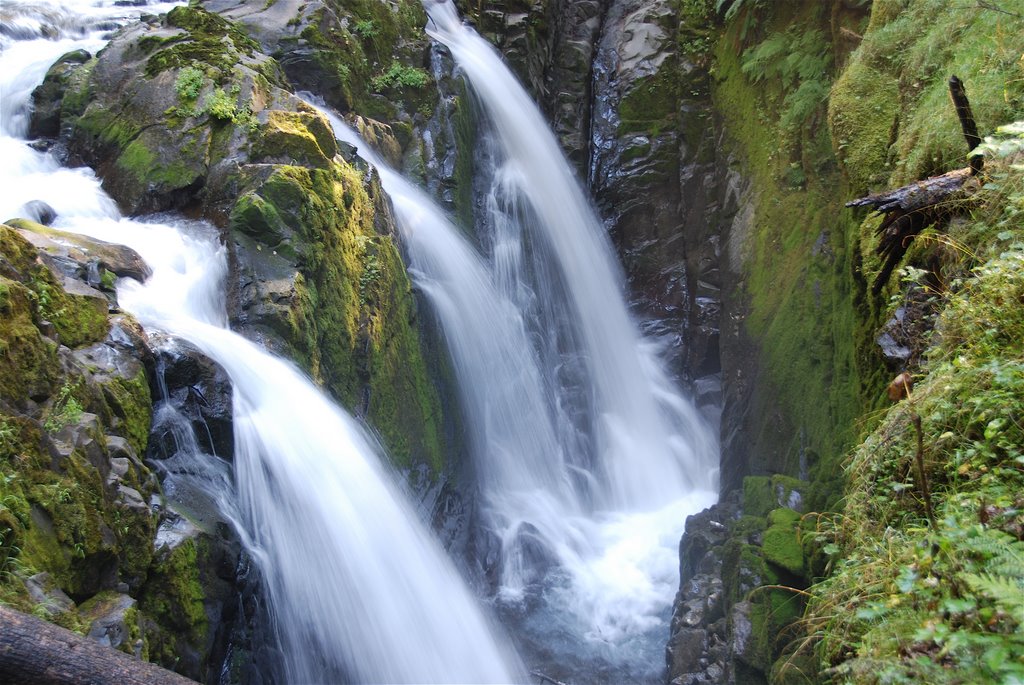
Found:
1,0 -> 1022,683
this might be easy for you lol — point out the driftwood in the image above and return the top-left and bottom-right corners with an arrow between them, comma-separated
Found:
847,76 -> 984,293
0,605 -> 196,685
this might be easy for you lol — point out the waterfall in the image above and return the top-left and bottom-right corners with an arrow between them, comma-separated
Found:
306,1 -> 720,664
1,3 -> 523,682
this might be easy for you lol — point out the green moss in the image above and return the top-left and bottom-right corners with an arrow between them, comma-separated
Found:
743,476 -> 775,517
26,267 -> 109,348
763,507 -> 804,576
229,192 -> 288,247
361,236 -> 444,472
828,60 -> 900,193
231,157 -> 447,474
74,106 -> 140,151
0,276 -> 59,405
141,538 -> 207,643
115,133 -> 202,191
713,1 -> 876,505
144,6 -> 259,78
59,58 -> 97,121
100,369 -> 152,459
252,110 -> 338,168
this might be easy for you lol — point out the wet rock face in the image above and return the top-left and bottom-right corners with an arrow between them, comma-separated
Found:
471,0 -> 730,395
589,0 -> 731,392
148,337 -> 234,461
667,496 -> 738,685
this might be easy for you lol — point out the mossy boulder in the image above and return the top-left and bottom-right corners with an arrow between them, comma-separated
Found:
252,108 -> 338,168
64,6 -> 287,215
230,149 -> 446,473
29,49 -> 93,139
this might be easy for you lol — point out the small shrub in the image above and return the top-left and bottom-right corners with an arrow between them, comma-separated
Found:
353,19 -> 378,38
174,66 -> 205,100
371,62 -> 429,92
44,384 -> 84,433
205,88 -> 236,121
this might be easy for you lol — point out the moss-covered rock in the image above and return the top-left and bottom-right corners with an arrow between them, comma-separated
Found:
252,109 -> 338,168
231,150 -> 446,472
29,49 -> 93,139
762,507 -> 804,576
140,538 -> 207,653
0,222 -> 188,674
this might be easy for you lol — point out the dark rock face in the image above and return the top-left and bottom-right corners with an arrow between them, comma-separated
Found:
667,496 -> 737,685
469,0 -> 733,405
148,337 -> 235,462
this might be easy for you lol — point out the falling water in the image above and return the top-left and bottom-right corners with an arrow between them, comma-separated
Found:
308,2 -> 720,664
1,3 -> 522,682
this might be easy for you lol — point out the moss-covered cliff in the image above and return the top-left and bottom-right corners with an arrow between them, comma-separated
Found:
668,0 -> 1023,683
0,222 -> 214,674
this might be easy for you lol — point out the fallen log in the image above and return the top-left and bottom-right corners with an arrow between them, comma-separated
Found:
846,75 -> 984,293
847,167 -> 977,292
0,605 -> 196,685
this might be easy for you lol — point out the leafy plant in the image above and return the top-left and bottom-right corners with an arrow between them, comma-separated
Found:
353,19 -> 378,38
0,419 -> 16,457
174,65 -> 205,101
44,383 -> 84,433
205,87 -> 237,121
371,62 -> 429,92
741,28 -> 831,131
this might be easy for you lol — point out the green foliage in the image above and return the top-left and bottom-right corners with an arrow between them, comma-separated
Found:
741,28 -> 831,131
353,19 -> 378,38
371,61 -> 429,91
174,66 -> 204,101
832,0 -> 1024,188
43,383 -> 83,433
973,120 -> 1024,164
205,87 -> 236,121
802,158 -> 1024,681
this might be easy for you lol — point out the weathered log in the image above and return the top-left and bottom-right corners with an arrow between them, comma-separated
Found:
0,605 -> 196,685
847,167 -> 977,292
847,75 -> 985,292
949,75 -> 983,175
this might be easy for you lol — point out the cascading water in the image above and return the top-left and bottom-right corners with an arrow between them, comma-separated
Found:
1,3 -> 523,682
308,0 -> 720,668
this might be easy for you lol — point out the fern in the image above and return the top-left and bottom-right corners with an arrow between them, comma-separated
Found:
741,28 -> 831,130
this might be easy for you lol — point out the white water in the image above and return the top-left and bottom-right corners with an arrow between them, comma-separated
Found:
311,0 -> 720,667
1,3 -> 523,682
